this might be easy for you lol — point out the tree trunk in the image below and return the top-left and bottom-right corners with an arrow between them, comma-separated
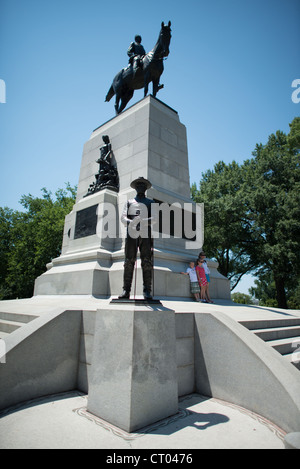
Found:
274,275 -> 288,309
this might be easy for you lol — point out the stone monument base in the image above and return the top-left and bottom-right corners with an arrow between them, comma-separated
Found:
34,244 -> 230,299
34,96 -> 231,300
110,298 -> 162,305
87,305 -> 178,432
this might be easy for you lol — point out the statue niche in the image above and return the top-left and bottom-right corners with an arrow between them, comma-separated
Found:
85,135 -> 119,196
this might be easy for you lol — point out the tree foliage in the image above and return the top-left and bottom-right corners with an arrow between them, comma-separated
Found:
192,117 -> 300,308
191,160 -> 256,291
0,184 -> 76,300
231,292 -> 255,305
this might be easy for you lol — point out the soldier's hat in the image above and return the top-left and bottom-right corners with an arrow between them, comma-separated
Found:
130,177 -> 152,190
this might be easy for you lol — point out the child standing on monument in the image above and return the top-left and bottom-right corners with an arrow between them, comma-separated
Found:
198,252 -> 213,303
181,261 -> 200,302
196,259 -> 209,303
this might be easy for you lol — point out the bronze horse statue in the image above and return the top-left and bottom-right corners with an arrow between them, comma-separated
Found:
105,21 -> 171,114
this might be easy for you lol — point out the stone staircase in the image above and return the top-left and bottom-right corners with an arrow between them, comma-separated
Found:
1,302 -> 300,376
239,317 -> 300,370
0,311 -> 39,339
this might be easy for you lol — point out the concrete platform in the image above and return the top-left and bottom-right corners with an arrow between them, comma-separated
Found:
0,391 -> 286,449
0,296 -> 299,449
1,294 -> 300,322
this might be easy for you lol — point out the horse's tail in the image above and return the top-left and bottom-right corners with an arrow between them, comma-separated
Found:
105,84 -> 115,102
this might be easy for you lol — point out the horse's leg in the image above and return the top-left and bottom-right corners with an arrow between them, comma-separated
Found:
144,82 -> 149,97
152,77 -> 164,97
118,90 -> 134,114
143,70 -> 150,97
118,98 -> 129,114
152,79 -> 159,97
115,93 -> 121,114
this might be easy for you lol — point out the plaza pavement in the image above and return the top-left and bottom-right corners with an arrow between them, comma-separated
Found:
1,296 -> 299,450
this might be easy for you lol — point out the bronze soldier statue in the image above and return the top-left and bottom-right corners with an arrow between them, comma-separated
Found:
106,22 -> 172,114
127,35 -> 146,76
119,177 -> 157,300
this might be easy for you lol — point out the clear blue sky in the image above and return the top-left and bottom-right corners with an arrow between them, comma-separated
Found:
1,0 -> 299,293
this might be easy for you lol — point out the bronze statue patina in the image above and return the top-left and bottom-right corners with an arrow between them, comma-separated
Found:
106,21 -> 171,114
119,177 -> 157,300
127,35 -> 146,76
85,135 -> 119,196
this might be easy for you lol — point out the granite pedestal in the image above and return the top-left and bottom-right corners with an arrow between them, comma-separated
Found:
34,95 -> 230,300
87,306 -> 178,432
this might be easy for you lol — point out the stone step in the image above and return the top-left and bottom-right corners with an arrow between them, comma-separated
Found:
267,336 -> 300,356
0,311 -> 38,324
0,318 -> 25,334
0,310 -> 39,336
239,317 -> 300,371
253,325 -> 300,341
240,317 -> 300,331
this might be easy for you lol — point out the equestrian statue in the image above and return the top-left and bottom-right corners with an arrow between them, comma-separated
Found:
105,21 -> 172,115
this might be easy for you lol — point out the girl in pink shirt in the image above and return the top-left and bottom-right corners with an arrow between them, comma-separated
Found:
196,259 -> 209,303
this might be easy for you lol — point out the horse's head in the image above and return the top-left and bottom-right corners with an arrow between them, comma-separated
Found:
158,21 -> 172,58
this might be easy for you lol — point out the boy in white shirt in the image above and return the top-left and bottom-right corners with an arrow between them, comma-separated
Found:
181,261 -> 200,301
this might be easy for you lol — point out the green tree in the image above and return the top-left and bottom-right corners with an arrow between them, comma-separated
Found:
287,280 -> 300,309
243,121 -> 300,308
0,184 -> 76,300
249,272 -> 278,307
0,207 -> 19,299
191,161 -> 256,290
250,269 -> 300,309
231,292 -> 254,305
192,117 -> 300,308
